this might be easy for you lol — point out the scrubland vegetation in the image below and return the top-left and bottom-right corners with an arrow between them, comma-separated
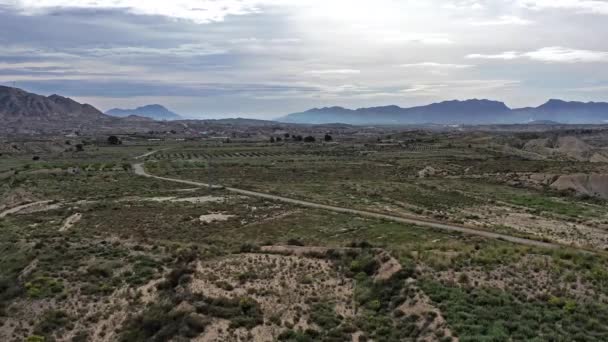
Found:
3,129 -> 608,340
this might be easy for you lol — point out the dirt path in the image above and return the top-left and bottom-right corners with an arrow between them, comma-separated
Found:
132,163 -> 565,250
0,200 -> 55,218
134,148 -> 168,160
59,213 -> 82,232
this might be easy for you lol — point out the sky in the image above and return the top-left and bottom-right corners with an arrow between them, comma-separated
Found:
0,0 -> 607,119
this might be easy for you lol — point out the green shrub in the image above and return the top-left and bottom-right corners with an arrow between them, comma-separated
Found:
25,277 -> 64,299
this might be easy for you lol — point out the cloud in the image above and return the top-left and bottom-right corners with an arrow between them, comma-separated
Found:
229,37 -> 301,44
442,1 -> 484,11
380,33 -> 454,45
402,84 -> 448,93
1,0 -> 267,24
84,44 -> 227,58
569,85 -> 608,92
10,78 -> 319,98
399,62 -> 474,69
526,47 -> 608,62
1,0 -> 607,116
306,69 -> 361,75
466,51 -> 520,60
518,0 -> 608,15
401,79 -> 520,94
467,47 -> 608,63
470,15 -> 533,26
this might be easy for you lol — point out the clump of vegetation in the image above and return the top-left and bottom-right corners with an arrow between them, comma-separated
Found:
33,310 -> 73,339
25,276 -> 64,298
420,280 -> 608,340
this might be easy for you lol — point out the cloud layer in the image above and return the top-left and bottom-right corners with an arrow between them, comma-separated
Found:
468,47 -> 608,63
0,0 -> 607,117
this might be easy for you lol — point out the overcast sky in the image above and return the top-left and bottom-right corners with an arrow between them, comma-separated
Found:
1,0 -> 607,118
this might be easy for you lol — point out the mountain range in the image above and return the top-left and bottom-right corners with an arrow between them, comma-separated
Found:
106,104 -> 181,121
3,85 -> 608,134
280,99 -> 608,125
0,86 -> 177,134
0,86 -> 282,134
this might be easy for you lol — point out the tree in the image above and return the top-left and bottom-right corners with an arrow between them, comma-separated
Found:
293,135 -> 303,142
284,133 -> 291,138
270,137 -> 276,143
107,136 -> 120,145
304,136 -> 316,143
75,144 -> 84,152
324,134 -> 333,142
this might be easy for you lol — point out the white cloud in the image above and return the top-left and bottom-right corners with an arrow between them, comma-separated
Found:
399,62 -> 474,69
470,15 -> 533,26
402,84 -> 448,93
466,51 -> 520,60
525,47 -> 608,62
467,47 -> 608,63
518,0 -> 608,15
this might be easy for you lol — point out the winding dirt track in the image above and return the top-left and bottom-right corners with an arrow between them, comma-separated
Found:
133,163 -> 563,250
0,200 -> 55,218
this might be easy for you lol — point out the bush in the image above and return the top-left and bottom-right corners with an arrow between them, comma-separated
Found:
239,243 -> 260,253
25,277 -> 64,299
107,136 -> 121,145
310,302 -> 341,330
26,336 -> 45,342
287,238 -> 305,246
34,310 -> 71,337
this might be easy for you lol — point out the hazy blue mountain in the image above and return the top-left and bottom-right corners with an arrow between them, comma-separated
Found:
281,99 -> 608,125
281,99 -> 514,125
106,104 -> 181,121
513,100 -> 608,124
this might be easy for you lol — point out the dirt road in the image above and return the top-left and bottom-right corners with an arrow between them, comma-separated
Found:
134,148 -> 168,160
0,200 -> 56,218
132,163 -> 563,250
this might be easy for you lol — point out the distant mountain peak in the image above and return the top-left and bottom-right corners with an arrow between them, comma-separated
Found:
106,104 -> 181,121
138,104 -> 166,110
308,106 -> 348,111
0,85 -> 112,133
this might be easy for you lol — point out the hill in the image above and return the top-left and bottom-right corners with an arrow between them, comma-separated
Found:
0,86 -> 193,135
106,104 -> 181,121
0,86 -> 108,124
281,99 -> 608,125
513,99 -> 608,124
